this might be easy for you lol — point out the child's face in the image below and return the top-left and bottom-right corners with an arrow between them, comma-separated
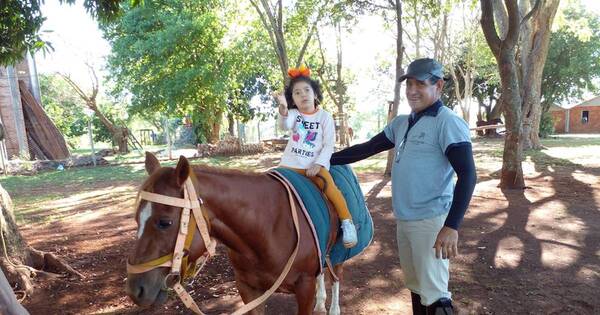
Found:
292,81 -> 316,113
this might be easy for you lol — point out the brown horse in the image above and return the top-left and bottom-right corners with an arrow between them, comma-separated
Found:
126,153 -> 343,314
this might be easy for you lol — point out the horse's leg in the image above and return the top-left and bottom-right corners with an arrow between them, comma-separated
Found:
294,274 -> 317,315
236,280 -> 266,315
328,264 -> 344,315
314,273 -> 327,312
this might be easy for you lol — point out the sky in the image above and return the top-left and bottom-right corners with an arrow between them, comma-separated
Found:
34,0 -> 600,120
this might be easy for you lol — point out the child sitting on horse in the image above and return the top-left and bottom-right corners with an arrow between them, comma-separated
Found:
273,65 -> 358,248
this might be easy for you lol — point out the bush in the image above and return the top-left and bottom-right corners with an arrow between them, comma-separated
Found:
539,111 -> 555,138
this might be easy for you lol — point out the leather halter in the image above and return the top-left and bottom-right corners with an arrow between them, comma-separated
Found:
126,174 -> 300,315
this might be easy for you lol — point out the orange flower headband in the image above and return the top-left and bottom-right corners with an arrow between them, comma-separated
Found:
287,65 -> 311,78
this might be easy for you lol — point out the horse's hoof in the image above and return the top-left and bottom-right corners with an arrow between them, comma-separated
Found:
328,306 -> 341,315
314,304 -> 326,313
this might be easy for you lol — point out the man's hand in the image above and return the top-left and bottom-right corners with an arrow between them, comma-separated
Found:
306,164 -> 322,177
433,226 -> 458,259
272,91 -> 288,116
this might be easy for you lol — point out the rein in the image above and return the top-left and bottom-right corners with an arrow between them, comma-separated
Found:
127,174 -> 300,315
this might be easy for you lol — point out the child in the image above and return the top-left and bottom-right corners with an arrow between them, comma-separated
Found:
274,65 -> 357,248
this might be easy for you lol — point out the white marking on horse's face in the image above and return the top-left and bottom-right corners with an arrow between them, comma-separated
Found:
137,202 -> 152,239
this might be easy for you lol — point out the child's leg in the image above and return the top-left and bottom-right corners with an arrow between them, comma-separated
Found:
312,168 -> 352,221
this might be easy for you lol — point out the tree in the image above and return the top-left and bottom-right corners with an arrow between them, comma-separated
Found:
480,0 -> 559,188
443,1 -> 480,123
519,0 -> 561,150
39,74 -> 88,148
541,5 -> 600,113
480,0 -> 525,188
249,0 -> 334,84
104,0 -> 233,143
59,65 -> 129,153
0,0 -> 124,66
313,2 -> 364,148
1,184 -> 83,296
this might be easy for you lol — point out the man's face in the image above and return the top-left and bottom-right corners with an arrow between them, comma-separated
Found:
405,78 -> 443,113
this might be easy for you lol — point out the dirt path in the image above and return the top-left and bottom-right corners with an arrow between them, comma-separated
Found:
15,152 -> 600,314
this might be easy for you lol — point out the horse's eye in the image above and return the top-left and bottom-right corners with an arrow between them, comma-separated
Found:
157,218 -> 173,229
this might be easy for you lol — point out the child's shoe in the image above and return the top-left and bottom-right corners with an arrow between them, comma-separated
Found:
341,219 -> 357,248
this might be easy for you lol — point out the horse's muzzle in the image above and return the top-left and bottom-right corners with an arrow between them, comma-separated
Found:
126,272 -> 168,307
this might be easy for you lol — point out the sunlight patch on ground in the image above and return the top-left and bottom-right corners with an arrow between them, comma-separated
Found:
571,170 -> 599,186
494,236 -> 524,269
576,267 -> 599,283
522,157 -> 542,177
540,242 -> 580,269
542,146 -> 600,167
44,185 -> 137,211
357,294 -> 407,314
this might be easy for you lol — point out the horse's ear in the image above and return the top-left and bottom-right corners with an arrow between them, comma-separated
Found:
145,152 -> 161,175
174,155 -> 190,187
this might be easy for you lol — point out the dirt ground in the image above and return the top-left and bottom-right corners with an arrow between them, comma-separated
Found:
12,145 -> 600,314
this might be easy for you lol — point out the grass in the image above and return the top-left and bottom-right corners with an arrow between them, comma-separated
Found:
0,164 -> 146,197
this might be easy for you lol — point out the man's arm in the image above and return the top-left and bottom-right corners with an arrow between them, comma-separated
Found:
433,143 -> 477,259
444,143 -> 477,230
330,131 -> 394,165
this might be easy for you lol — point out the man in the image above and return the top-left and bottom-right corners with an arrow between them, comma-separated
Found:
331,58 -> 476,315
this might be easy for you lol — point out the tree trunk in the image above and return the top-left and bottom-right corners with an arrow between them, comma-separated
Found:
0,184 -> 83,297
481,0 -> 525,189
227,113 -> 235,137
385,0 -> 404,176
498,51 -> 525,188
334,23 -> 349,148
520,0 -> 560,149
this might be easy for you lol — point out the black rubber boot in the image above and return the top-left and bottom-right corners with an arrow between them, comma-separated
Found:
425,298 -> 454,315
411,292 -> 427,315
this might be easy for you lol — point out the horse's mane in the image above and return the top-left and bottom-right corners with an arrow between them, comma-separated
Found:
139,163 -> 264,192
192,164 -> 264,178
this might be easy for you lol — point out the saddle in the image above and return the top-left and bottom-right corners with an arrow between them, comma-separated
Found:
269,165 -> 374,272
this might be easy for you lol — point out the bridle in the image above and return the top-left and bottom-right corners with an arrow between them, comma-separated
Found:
126,174 -> 300,315
127,177 -> 216,314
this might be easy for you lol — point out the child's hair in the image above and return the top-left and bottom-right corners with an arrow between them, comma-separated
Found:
284,76 -> 324,110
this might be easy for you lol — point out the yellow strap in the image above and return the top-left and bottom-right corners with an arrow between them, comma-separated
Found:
127,255 -> 173,274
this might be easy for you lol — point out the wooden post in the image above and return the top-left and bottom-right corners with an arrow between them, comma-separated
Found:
88,118 -> 96,167
164,117 -> 172,160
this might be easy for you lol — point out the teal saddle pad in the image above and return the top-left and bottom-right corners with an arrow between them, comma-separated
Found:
271,165 -> 373,267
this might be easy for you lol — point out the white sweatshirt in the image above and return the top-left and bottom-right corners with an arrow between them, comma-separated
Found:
278,108 -> 335,170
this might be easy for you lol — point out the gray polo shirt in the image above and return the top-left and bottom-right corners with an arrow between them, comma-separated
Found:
384,104 -> 471,221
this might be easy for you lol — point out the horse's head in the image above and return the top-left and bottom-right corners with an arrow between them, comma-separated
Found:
125,152 -> 212,307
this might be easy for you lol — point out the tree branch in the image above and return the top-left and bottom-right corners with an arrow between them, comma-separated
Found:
520,0 -> 542,28
480,0 -> 502,56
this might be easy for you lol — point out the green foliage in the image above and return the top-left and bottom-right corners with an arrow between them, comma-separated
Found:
0,0 -> 47,65
541,4 -> 600,110
103,0 -> 276,142
539,110 -> 555,138
0,0 -> 124,66
39,74 -> 88,146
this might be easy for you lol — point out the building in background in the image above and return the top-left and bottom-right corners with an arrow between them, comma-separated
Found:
550,96 -> 600,134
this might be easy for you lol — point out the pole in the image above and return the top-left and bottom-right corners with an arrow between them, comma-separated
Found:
0,141 -> 7,176
164,117 -> 172,160
88,118 -> 96,167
